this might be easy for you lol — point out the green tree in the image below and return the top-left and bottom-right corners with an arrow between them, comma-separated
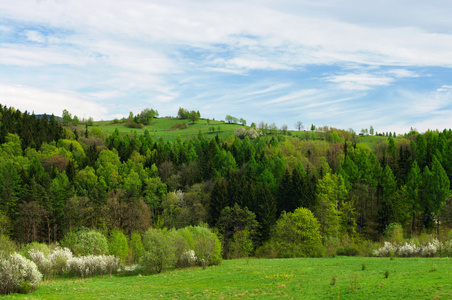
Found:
315,173 -> 347,241
406,161 -> 421,234
62,109 -> 72,125
217,204 -> 258,258
270,207 -> 322,257
109,230 -> 129,264
188,110 -> 200,124
130,231 -> 144,263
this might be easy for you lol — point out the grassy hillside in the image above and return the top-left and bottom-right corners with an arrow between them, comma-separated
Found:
4,257 -> 451,299
74,118 -> 244,141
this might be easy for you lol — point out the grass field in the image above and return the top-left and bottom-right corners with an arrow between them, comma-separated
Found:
72,118 -> 244,142
5,257 -> 452,299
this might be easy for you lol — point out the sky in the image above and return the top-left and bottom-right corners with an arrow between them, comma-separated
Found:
1,0 -> 452,134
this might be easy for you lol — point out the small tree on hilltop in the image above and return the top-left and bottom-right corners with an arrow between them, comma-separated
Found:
295,121 -> 304,131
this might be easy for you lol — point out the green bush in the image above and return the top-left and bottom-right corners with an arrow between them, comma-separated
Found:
21,242 -> 50,260
171,123 -> 188,130
336,245 -> 360,256
140,228 -> 176,273
0,234 -> 17,255
189,226 -> 222,267
62,229 -> 109,256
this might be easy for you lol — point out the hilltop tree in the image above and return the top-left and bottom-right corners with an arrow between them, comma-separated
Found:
295,121 -> 304,131
189,110 -> 200,124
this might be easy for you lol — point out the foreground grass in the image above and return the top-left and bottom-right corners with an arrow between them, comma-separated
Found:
5,257 -> 452,299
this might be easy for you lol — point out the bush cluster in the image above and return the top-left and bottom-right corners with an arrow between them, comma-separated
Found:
139,226 -> 221,273
373,239 -> 443,257
171,123 -> 188,130
27,246 -> 121,279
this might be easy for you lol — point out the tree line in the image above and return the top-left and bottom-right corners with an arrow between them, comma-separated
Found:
1,105 -> 452,259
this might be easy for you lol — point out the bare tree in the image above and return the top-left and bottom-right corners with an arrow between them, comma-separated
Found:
295,121 -> 304,131
281,124 -> 288,134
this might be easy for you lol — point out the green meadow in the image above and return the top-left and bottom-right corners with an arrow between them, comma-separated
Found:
5,257 -> 452,299
79,118 -> 244,141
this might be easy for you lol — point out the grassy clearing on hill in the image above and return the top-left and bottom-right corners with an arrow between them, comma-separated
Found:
5,257 -> 452,299
74,119 -> 244,141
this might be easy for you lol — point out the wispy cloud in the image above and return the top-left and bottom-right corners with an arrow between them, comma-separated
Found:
1,0 -> 452,132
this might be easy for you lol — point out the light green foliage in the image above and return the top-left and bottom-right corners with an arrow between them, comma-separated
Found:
315,173 -> 348,240
65,229 -> 109,256
384,223 -> 404,244
0,234 -> 17,254
109,230 -> 129,264
129,232 -> 144,263
191,226 -> 222,267
1,133 -> 22,156
140,228 -> 176,273
269,207 -> 322,258
21,242 -> 50,260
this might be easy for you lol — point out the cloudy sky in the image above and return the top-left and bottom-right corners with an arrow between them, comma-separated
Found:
1,0 -> 452,133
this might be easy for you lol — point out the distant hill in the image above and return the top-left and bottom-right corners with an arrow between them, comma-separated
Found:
36,114 -> 63,122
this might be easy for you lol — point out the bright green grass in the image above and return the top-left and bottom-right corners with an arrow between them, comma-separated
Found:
5,257 -> 452,299
73,119 -> 243,142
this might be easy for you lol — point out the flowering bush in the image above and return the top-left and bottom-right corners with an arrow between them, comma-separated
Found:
48,247 -> 73,275
373,242 -> 397,257
179,250 -> 197,267
397,243 -> 419,257
66,255 -> 120,278
420,239 -> 442,257
0,253 -> 42,294
28,249 -> 52,279
373,239 -> 443,257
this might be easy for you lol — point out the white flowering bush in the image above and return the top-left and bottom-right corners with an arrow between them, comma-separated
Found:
66,255 -> 120,278
443,239 -> 452,256
420,239 -> 442,257
28,249 -> 53,279
397,243 -> 419,257
0,253 -> 42,294
373,242 -> 397,257
48,247 -> 73,275
179,250 -> 197,267
373,239 -> 443,257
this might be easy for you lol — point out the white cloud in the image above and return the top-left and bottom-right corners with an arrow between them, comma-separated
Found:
326,73 -> 394,90
24,30 -> 45,43
0,84 -> 110,120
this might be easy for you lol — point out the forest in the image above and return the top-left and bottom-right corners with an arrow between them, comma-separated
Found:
1,103 -> 452,261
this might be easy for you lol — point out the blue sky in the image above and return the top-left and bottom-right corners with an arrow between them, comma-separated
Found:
1,0 -> 452,133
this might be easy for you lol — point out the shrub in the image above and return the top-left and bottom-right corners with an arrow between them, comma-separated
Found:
373,242 -> 397,257
336,245 -> 360,256
171,123 -> 188,130
21,242 -> 50,260
0,253 -> 42,294
190,226 -> 222,267
70,229 -> 109,256
140,228 -> 176,273
66,255 -> 120,278
0,234 -> 17,255
28,249 -> 52,280
48,247 -> 73,275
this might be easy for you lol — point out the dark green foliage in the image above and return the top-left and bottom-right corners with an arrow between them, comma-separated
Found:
336,245 -> 360,256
